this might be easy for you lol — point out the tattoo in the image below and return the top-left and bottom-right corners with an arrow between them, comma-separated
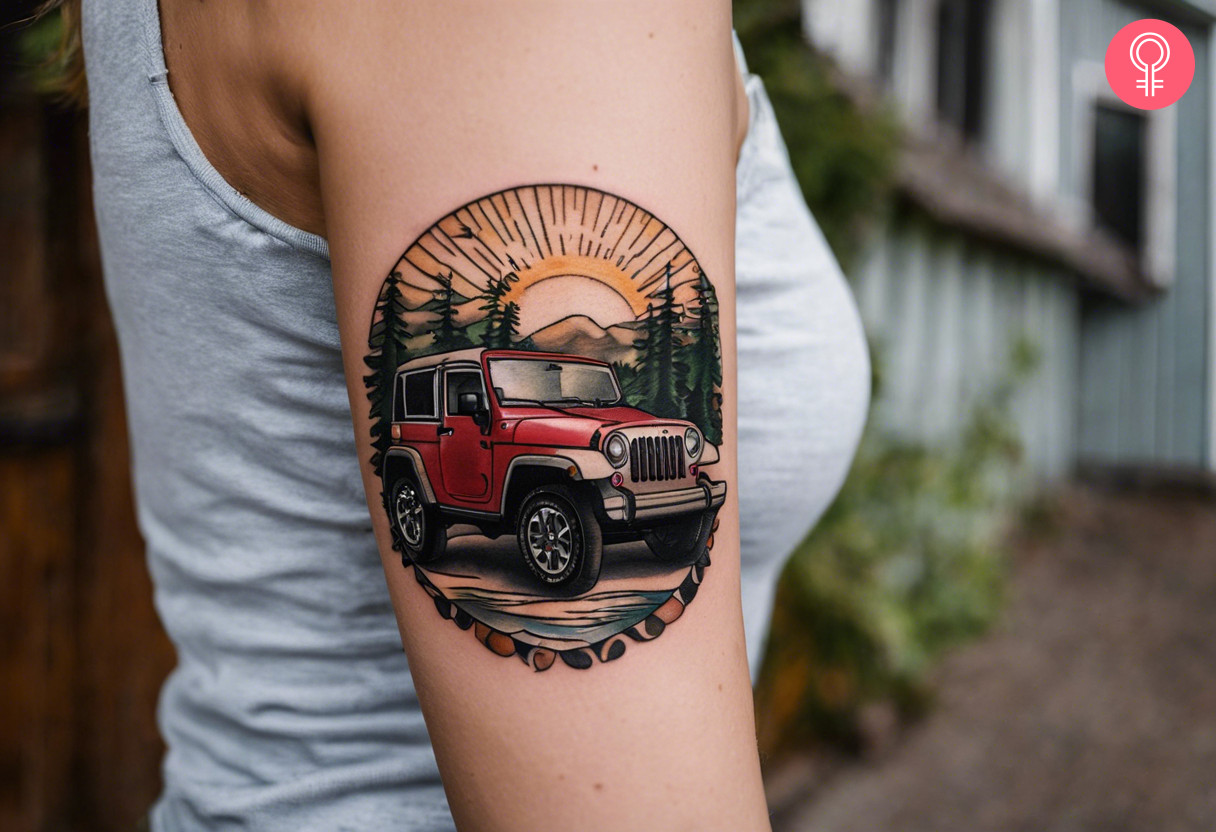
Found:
364,185 -> 725,671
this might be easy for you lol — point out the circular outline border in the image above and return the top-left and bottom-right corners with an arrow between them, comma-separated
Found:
369,182 -> 723,671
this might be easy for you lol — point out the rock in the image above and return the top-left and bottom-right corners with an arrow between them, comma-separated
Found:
560,649 -> 594,670
486,630 -> 516,657
676,573 -> 700,605
654,596 -> 685,624
594,637 -> 628,662
530,649 -> 556,671
625,613 -> 667,641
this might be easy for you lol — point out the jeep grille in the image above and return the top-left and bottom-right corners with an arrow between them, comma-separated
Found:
629,435 -> 685,483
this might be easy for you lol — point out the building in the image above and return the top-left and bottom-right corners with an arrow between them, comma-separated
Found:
801,0 -> 1215,476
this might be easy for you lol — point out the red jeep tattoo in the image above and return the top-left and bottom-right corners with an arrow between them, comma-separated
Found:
381,348 -> 727,596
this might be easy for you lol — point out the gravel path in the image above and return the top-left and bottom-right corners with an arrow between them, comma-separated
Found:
780,486 -> 1216,832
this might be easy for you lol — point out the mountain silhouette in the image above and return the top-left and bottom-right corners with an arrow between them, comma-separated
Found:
528,314 -> 639,364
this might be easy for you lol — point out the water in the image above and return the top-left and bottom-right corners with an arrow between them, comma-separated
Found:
443,583 -> 673,646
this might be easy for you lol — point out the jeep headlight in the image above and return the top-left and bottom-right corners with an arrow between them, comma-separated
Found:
604,432 -> 629,468
684,427 -> 703,461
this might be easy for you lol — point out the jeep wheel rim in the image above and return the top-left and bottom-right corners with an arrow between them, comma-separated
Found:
525,506 -> 573,576
394,483 -> 425,549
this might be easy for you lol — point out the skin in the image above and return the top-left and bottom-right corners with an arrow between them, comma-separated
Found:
159,2 -> 767,829
159,1 -> 749,239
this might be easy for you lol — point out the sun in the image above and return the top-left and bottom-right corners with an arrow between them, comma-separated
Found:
501,255 -> 649,317
512,276 -> 635,334
390,185 -> 704,335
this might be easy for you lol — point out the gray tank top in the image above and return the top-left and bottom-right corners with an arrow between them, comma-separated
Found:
83,1 -> 870,828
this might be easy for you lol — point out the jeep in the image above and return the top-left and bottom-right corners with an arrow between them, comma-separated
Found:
381,348 -> 727,596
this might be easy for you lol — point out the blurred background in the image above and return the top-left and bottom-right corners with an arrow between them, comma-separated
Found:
3,0 -> 1215,829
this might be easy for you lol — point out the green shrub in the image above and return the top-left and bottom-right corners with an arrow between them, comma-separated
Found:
15,9 -> 67,95
735,0 -> 899,266
756,340 -> 1038,755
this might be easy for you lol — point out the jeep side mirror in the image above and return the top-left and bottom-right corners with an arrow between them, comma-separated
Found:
457,392 -> 483,415
458,392 -> 491,432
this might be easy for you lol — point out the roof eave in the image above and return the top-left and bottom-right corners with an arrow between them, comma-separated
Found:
895,137 -> 1158,303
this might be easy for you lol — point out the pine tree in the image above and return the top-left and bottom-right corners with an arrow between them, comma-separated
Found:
630,303 -> 655,406
631,262 -> 686,418
479,272 -> 518,347
479,272 -> 519,348
492,300 -> 522,348
682,269 -> 723,444
364,271 -> 412,475
421,271 -> 471,352
613,361 -> 640,406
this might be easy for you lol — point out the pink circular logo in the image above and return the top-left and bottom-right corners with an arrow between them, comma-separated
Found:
1106,20 -> 1195,110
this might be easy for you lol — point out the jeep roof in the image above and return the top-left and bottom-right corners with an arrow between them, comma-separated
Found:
396,348 -> 612,373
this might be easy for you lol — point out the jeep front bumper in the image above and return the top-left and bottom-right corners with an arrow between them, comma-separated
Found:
600,479 -> 727,524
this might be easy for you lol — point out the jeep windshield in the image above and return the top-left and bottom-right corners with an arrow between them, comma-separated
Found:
488,358 -> 622,407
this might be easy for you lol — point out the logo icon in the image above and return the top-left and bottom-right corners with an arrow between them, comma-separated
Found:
1106,20 -> 1195,110
1130,32 -> 1169,97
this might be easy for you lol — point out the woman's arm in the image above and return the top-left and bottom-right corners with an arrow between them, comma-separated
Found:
298,3 -> 768,828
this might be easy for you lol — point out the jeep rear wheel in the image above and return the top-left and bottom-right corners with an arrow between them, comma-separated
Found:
516,485 -> 602,597
388,475 -> 445,566
644,508 -> 716,566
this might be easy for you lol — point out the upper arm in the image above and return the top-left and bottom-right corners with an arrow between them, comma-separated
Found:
296,3 -> 766,828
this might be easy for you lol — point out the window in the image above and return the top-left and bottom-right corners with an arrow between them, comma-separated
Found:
1091,104 -> 1146,253
876,0 -> 898,84
488,358 -> 621,406
445,370 -> 485,415
935,0 -> 990,140
395,369 -> 437,420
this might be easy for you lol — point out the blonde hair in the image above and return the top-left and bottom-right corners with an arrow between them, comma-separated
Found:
36,0 -> 86,106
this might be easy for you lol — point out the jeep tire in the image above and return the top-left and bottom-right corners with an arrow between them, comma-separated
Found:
388,474 -> 446,566
516,485 -> 603,597
643,507 -> 716,566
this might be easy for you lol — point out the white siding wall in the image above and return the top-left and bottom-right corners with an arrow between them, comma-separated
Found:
854,221 -> 1080,480
1064,1 -> 1213,468
802,0 -> 1214,473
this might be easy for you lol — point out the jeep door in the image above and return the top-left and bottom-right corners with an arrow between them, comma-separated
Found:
438,368 -> 493,501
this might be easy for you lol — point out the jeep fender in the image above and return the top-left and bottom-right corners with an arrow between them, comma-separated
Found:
499,452 -> 616,522
698,443 -> 721,467
382,447 -> 437,504
502,452 -> 613,487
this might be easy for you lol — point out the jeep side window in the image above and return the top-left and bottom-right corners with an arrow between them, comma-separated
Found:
393,374 -> 406,421
400,369 -> 437,420
445,370 -> 486,416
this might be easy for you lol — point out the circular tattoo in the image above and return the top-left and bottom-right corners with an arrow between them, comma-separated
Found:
364,185 -> 725,671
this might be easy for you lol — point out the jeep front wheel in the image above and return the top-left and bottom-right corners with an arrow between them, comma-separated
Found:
644,508 -> 716,566
516,485 -> 602,597
388,475 -> 445,566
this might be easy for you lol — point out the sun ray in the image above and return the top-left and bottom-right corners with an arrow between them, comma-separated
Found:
394,185 -> 702,329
